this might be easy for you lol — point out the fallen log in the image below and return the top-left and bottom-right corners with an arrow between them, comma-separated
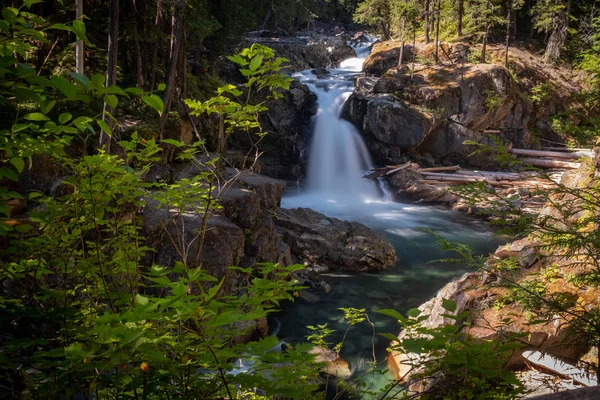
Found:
542,146 -> 594,152
385,162 -> 416,176
364,162 -> 414,179
510,148 -> 590,160
523,350 -> 598,387
421,172 -> 486,182
416,165 -> 460,173
457,170 -> 527,181
518,158 -> 581,169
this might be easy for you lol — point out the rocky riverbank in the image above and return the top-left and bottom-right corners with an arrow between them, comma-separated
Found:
387,145 -> 600,398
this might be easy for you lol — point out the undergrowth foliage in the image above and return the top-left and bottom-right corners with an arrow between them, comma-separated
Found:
448,140 -> 600,380
0,3 -> 319,399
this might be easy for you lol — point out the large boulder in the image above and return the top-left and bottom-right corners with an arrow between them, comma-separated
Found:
272,207 -> 396,271
343,62 -> 531,166
229,79 -> 317,180
143,171 -> 292,293
363,95 -> 436,148
363,41 -> 416,76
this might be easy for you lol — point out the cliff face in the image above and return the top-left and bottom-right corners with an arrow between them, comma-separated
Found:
343,40 -> 586,168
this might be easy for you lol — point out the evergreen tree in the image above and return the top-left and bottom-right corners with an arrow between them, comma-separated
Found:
532,0 -> 572,64
354,0 -> 393,39
393,0 -> 420,66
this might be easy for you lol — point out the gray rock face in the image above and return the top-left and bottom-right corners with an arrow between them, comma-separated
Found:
343,62 -> 531,167
230,79 -> 317,180
364,96 -> 436,148
240,34 -> 357,72
143,172 -> 291,295
272,207 -> 397,271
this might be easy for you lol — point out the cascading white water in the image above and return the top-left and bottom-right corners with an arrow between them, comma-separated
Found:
278,36 -> 505,396
291,39 -> 381,207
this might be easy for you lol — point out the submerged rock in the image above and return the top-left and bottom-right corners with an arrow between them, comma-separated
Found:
272,207 -> 396,271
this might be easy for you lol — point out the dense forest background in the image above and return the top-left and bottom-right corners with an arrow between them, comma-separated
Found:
9,0 -> 599,141
1,0 -> 600,399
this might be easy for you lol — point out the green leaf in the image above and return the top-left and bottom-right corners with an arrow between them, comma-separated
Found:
23,0 -> 43,9
442,298 -> 457,313
125,87 -> 144,95
96,119 -> 111,137
135,294 -> 149,306
29,191 -> 43,199
69,72 -> 89,88
40,99 -> 56,114
10,157 -> 24,173
377,308 -> 404,321
104,94 -> 118,109
72,20 -> 88,43
157,83 -> 166,91
24,113 -> 49,121
0,166 -> 19,182
406,308 -> 421,318
249,54 -> 264,71
14,87 -> 41,102
90,73 -> 105,88
58,112 -> 72,124
50,76 -> 77,99
160,139 -> 185,148
48,23 -> 73,32
227,54 -> 248,66
142,94 -> 164,116
15,224 -> 33,233
2,8 -> 18,24
11,123 -> 28,133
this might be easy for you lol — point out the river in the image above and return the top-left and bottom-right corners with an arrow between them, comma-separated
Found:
274,39 -> 507,395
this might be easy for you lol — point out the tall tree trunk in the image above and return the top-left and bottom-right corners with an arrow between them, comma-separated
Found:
180,25 -> 187,99
129,0 -> 144,88
457,0 -> 464,37
159,0 -> 185,138
261,2 -> 273,30
148,0 -> 161,91
435,0 -> 441,63
398,18 -> 405,67
510,8 -> 517,38
544,0 -> 571,64
481,0 -> 490,63
411,29 -> 416,82
75,0 -> 84,75
100,0 -> 119,152
505,0 -> 511,67
425,0 -> 430,43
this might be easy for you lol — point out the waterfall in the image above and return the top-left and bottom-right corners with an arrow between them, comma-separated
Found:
293,39 -> 380,206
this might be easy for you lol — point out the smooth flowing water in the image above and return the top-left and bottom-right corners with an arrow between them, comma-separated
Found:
276,41 -> 506,394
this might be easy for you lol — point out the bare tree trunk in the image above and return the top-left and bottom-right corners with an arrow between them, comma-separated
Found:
544,0 -> 571,64
457,0 -> 464,37
75,0 -> 84,75
511,8 -> 517,38
435,0 -> 441,63
148,0 -> 161,91
398,18 -> 405,66
129,0 -> 144,88
505,0 -> 511,67
159,0 -> 185,138
180,25 -> 187,99
217,115 -> 225,155
262,2 -> 273,30
411,29 -> 416,82
425,0 -> 431,43
100,0 -> 119,152
481,0 -> 490,63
